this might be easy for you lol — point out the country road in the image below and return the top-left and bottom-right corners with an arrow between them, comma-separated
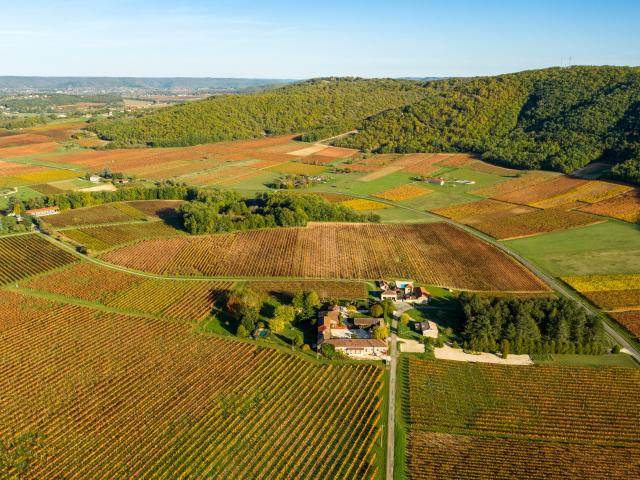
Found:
386,317 -> 398,480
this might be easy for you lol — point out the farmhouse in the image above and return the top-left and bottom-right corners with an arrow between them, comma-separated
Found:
317,307 -> 388,359
380,290 -> 399,302
379,280 -> 431,304
323,339 -> 388,358
89,175 -> 101,183
415,320 -> 438,339
25,206 -> 60,217
353,317 -> 385,329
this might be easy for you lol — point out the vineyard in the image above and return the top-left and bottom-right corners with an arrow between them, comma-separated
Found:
402,358 -> 640,479
339,199 -> 391,211
579,189 -> 640,223
99,223 -> 549,291
0,298 -> 383,479
247,280 -> 369,302
23,262 -> 231,322
561,273 -> 640,316
62,221 -> 183,251
46,203 -> 140,228
373,184 -> 432,201
467,207 -> 603,240
408,432 -> 636,480
0,234 -> 77,285
610,311 -> 640,340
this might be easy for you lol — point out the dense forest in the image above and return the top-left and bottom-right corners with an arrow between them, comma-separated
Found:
88,67 -> 640,182
88,78 -> 431,146
180,190 -> 379,234
339,66 -> 640,180
460,294 -> 606,355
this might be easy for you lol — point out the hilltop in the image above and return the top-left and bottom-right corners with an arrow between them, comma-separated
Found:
89,67 -> 640,183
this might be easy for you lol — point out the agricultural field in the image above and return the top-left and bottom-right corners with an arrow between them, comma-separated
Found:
0,234 -> 77,284
373,184 -> 432,201
504,221 -> 640,277
493,175 -> 587,205
339,198 -> 391,211
22,262 -> 231,322
561,273 -> 640,312
402,358 -> 640,480
45,203 -> 141,228
610,311 -> 640,340
579,189 -> 640,223
468,207 -> 603,240
247,280 -> 369,302
61,221 -> 184,251
100,223 -> 549,292
0,298 -> 383,479
266,161 -> 326,175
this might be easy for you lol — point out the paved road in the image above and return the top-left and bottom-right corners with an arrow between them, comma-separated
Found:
316,189 -> 640,362
386,317 -> 398,480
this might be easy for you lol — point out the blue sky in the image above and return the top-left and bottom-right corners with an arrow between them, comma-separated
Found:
1,0 -> 639,78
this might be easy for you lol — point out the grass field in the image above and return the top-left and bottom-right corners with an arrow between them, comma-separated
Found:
401,357 -> 640,479
504,220 -> 640,276
0,295 -> 383,479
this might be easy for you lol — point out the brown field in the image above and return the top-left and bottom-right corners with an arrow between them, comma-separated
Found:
27,121 -> 87,140
45,204 -> 135,228
0,234 -> 77,284
100,223 -> 549,292
266,162 -> 326,175
358,166 -> 404,182
317,146 -> 358,158
469,208 -> 603,240
434,153 -> 476,167
579,189 -> 640,223
0,299 -> 382,479
471,171 -> 560,198
610,311 -> 640,340
405,358 -> 640,480
247,280 -> 369,302
0,133 -> 52,147
62,221 -> 184,251
531,180 -> 632,209
0,142 -> 60,158
374,184 -> 432,201
464,160 -> 520,176
582,290 -> 640,311
401,154 -> 444,176
408,431 -> 635,480
494,176 -> 588,205
24,262 -> 231,322
432,199 -> 517,221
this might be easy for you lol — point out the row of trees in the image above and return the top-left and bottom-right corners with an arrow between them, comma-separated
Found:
460,293 -> 605,355
179,190 -> 380,234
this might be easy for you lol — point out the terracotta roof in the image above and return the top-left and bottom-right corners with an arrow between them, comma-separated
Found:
353,317 -> 384,327
26,206 -> 59,214
324,339 -> 387,348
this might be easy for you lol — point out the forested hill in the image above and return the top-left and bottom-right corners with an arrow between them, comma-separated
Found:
337,66 -> 640,182
89,78 -> 431,147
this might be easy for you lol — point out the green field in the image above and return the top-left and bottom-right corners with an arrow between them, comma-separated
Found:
532,353 -> 639,368
503,220 -> 640,276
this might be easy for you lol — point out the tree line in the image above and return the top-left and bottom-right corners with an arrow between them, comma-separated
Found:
337,66 -> 640,183
88,78 -> 430,147
179,190 -> 380,234
460,294 -> 606,356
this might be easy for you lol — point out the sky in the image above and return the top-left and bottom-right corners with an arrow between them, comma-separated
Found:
1,0 -> 639,78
